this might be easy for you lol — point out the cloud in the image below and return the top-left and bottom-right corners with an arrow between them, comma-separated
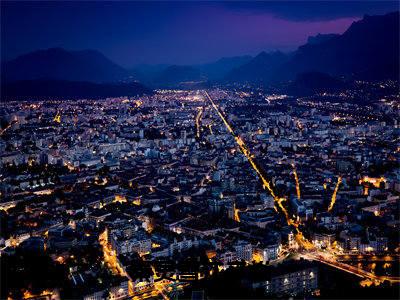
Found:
220,1 -> 399,21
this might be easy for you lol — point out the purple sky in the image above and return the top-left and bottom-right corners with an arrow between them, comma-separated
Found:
1,1 -> 398,66
146,6 -> 358,63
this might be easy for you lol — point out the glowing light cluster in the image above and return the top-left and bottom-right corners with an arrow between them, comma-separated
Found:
291,163 -> 301,200
195,107 -> 203,138
233,202 -> 241,222
359,176 -> 386,188
328,176 -> 342,212
208,123 -> 213,135
114,194 -> 127,204
53,111 -> 61,123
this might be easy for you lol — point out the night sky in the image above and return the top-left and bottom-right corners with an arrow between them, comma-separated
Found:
1,1 -> 398,66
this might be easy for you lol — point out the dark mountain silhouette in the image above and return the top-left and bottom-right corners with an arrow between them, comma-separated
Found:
1,79 -> 152,100
287,72 -> 348,95
198,55 -> 253,80
129,64 -> 171,83
306,33 -> 340,45
284,12 -> 399,81
227,12 -> 399,84
131,56 -> 252,86
153,65 -> 203,87
2,48 -> 130,83
225,51 -> 289,83
1,12 -> 397,89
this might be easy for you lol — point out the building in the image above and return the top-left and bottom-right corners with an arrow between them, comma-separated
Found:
266,266 -> 317,296
250,261 -> 318,297
234,240 -> 253,262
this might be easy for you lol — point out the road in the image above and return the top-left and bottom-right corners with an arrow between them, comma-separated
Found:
336,254 -> 400,262
204,90 -> 313,249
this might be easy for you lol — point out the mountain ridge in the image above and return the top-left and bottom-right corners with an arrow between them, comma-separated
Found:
2,48 -> 130,83
227,11 -> 399,84
2,11 -> 398,88
225,51 -> 290,83
284,11 -> 399,81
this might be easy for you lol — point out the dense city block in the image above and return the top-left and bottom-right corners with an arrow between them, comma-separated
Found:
1,86 -> 399,299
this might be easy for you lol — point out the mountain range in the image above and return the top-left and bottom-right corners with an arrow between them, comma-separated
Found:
225,51 -> 290,83
1,48 -> 130,83
226,11 -> 399,84
282,11 -> 399,81
1,48 -> 149,99
1,11 -> 398,97
131,55 -> 253,87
